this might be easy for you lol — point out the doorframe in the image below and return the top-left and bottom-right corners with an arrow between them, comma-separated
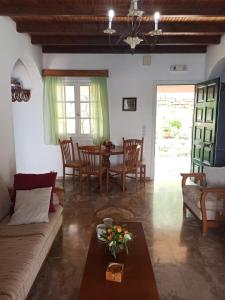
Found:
150,80 -> 200,180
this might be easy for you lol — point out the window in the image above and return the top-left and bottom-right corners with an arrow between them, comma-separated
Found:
57,78 -> 92,137
43,75 -> 109,145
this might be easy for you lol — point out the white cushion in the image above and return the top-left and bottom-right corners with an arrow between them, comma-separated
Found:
0,177 -> 11,221
204,166 -> 225,187
9,187 -> 51,225
183,185 -> 224,220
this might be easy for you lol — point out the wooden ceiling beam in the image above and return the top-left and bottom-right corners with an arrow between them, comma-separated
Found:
42,69 -> 109,77
31,35 -> 221,45
1,1 -> 225,16
42,45 -> 207,54
17,21 -> 225,34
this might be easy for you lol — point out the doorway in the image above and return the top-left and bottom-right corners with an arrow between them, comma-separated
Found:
154,85 -> 195,180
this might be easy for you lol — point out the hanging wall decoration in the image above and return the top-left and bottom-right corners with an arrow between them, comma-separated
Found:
11,78 -> 31,102
122,97 -> 137,111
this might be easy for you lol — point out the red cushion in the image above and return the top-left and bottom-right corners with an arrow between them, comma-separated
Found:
13,172 -> 57,213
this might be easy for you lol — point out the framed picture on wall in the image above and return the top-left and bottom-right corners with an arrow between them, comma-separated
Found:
122,97 -> 137,111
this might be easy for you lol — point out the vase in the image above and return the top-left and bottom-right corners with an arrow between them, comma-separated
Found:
109,244 -> 126,261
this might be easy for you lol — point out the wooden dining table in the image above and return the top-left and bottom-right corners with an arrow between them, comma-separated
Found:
102,146 -> 124,168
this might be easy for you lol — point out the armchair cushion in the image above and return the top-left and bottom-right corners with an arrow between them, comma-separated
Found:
183,185 -> 224,220
204,166 -> 225,188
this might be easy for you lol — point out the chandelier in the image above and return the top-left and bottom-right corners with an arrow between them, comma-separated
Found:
104,0 -> 162,51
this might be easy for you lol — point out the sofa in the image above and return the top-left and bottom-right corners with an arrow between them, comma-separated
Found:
0,181 -> 63,300
181,171 -> 225,235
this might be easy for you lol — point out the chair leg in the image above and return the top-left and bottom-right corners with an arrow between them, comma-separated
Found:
80,172 -> 83,194
140,166 -> 142,183
200,194 -> 208,235
143,165 -> 146,186
106,169 -> 109,192
73,168 -> 75,182
63,167 -> 65,187
122,173 -> 126,192
202,220 -> 208,236
135,170 -> 138,192
99,173 -> 102,193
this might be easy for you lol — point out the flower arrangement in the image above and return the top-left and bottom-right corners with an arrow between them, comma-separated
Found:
100,224 -> 133,259
103,140 -> 115,150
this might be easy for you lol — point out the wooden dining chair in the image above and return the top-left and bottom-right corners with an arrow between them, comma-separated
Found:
59,137 -> 81,186
77,143 -> 106,193
122,137 -> 146,185
106,144 -> 140,192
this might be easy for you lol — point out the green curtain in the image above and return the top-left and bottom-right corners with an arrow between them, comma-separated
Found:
90,77 -> 110,144
43,76 -> 66,145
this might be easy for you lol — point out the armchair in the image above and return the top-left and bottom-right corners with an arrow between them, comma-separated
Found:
181,172 -> 225,235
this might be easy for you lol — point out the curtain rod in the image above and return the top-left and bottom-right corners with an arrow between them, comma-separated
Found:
42,69 -> 109,77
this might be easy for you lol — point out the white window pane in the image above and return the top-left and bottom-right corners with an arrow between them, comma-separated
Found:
81,119 -> 90,134
66,103 -> 75,118
57,103 -> 65,118
80,103 -> 90,118
80,86 -> 90,102
58,119 -> 66,134
67,119 -> 76,134
65,86 -> 74,102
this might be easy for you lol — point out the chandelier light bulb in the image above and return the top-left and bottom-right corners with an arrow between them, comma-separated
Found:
108,9 -> 115,21
154,11 -> 160,21
154,11 -> 160,31
104,9 -> 116,34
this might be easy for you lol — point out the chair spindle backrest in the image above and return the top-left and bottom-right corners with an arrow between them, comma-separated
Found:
77,144 -> 103,173
123,145 -> 140,169
59,137 -> 75,165
122,137 -> 144,161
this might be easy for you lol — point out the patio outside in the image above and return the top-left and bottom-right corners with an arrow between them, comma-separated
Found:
154,85 -> 195,180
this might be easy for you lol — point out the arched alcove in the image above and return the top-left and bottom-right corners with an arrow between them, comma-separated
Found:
11,54 -> 45,174
11,58 -> 32,90
208,57 -> 225,80
11,58 -> 32,172
11,52 -> 60,175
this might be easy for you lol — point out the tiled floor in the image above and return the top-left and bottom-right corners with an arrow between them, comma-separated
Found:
28,178 -> 225,300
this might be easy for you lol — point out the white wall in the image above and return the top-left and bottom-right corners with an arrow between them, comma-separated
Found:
43,53 -> 205,178
0,16 -> 206,181
12,57 -> 62,176
0,17 -> 42,184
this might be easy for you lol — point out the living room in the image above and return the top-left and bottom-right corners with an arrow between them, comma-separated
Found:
1,1 -> 225,299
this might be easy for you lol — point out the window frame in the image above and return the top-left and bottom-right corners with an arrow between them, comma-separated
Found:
58,77 -> 92,139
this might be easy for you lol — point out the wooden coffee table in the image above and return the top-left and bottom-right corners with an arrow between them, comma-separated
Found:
78,222 -> 159,300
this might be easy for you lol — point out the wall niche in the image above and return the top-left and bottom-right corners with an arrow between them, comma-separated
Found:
11,59 -> 31,102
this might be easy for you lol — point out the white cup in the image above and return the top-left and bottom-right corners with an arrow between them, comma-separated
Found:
103,218 -> 113,227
